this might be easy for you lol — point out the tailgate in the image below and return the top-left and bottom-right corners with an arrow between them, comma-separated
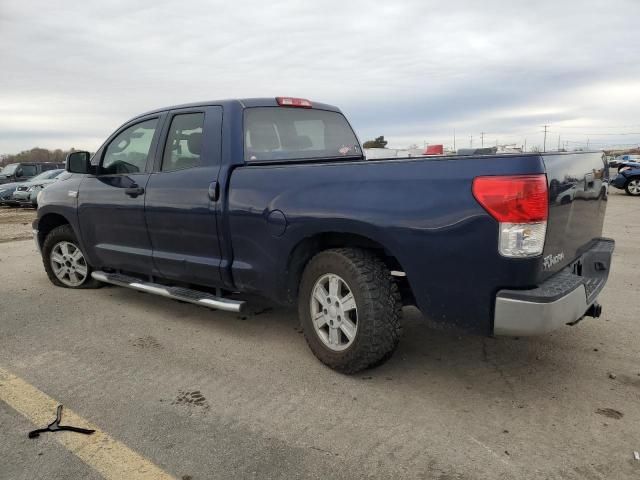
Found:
542,152 -> 609,278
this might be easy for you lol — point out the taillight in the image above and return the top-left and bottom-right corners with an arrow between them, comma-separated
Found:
276,97 -> 312,108
473,174 -> 548,258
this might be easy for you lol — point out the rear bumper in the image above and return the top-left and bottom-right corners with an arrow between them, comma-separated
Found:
493,238 -> 615,336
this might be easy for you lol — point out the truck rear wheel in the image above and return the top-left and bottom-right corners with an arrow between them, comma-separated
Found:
298,248 -> 402,373
42,225 -> 102,289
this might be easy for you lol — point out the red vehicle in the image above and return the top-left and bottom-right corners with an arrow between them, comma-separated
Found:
423,144 -> 444,155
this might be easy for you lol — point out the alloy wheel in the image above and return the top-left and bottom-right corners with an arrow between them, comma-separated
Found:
50,241 -> 88,287
309,273 -> 358,351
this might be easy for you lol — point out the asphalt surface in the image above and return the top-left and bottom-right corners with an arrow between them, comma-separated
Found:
0,190 -> 639,479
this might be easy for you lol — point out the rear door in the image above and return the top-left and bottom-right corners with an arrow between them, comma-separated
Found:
543,151 -> 609,276
144,106 -> 225,287
78,115 -> 163,273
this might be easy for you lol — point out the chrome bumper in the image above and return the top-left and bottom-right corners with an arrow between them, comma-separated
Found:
493,238 -> 615,336
32,229 -> 41,252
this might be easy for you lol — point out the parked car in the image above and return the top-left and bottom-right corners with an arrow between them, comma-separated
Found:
611,164 -> 640,195
0,182 -> 22,205
33,97 -> 614,373
616,160 -> 640,172
0,162 -> 65,185
11,169 -> 66,207
609,154 -> 640,169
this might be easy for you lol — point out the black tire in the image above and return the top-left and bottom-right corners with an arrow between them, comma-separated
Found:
298,248 -> 402,374
624,178 -> 640,196
42,224 -> 102,289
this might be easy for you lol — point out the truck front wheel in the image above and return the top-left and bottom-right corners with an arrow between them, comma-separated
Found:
298,248 -> 402,373
42,225 -> 102,289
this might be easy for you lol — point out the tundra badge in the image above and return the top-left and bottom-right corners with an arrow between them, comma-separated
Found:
543,252 -> 565,270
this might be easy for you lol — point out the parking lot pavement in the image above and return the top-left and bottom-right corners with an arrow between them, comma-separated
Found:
0,207 -> 35,243
0,190 -> 639,480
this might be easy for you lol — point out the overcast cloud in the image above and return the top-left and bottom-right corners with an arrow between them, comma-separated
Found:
1,0 -> 639,153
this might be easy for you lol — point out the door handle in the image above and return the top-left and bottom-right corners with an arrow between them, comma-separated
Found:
208,181 -> 220,201
125,185 -> 145,197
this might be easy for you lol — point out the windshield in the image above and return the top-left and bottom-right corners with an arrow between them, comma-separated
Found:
0,164 -> 18,175
244,108 -> 361,162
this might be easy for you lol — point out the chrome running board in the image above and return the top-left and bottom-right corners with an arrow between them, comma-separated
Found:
91,271 -> 245,313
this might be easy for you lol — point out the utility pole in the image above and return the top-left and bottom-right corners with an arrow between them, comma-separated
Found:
543,124 -> 549,152
557,134 -> 561,151
453,129 -> 456,151
524,138 -> 527,152
470,135 -> 473,148
480,132 -> 485,148
586,138 -> 590,150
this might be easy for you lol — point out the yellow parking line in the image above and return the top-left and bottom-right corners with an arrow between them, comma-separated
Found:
0,366 -> 175,480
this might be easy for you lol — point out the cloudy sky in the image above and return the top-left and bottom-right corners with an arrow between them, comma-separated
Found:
1,0 -> 639,154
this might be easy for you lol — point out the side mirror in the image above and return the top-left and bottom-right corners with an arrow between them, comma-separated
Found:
66,151 -> 92,174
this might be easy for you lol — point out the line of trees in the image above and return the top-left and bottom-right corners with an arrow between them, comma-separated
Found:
362,136 -> 388,149
0,148 -> 76,168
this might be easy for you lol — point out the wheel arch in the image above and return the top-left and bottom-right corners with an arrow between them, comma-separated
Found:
36,212 -> 73,248
283,231 -> 414,306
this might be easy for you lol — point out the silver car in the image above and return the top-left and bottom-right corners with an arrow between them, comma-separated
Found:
11,169 -> 66,207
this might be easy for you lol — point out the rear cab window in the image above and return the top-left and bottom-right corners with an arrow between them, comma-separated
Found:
244,107 -> 361,163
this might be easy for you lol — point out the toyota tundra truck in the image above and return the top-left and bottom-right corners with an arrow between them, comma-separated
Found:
33,97 -> 615,373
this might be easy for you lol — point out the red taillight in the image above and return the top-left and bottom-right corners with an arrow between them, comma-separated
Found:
276,97 -> 313,108
472,175 -> 548,223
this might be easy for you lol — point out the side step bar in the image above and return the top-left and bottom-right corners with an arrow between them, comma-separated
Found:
91,271 -> 245,313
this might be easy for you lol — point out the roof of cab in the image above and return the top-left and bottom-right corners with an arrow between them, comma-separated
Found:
130,97 -> 341,122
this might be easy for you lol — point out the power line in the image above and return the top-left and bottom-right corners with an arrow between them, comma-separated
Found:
549,124 -> 640,129
547,130 -> 640,136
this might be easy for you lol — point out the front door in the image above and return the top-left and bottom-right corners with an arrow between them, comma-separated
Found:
78,115 -> 163,274
144,107 -> 224,287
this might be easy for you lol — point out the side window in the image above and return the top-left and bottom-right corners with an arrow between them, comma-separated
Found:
20,165 -> 37,177
161,113 -> 205,172
102,119 -> 158,175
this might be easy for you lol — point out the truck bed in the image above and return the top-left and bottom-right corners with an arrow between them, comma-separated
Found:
226,151 -> 608,334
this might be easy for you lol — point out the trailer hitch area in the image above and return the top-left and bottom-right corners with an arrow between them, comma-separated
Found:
567,302 -> 602,326
585,302 -> 602,319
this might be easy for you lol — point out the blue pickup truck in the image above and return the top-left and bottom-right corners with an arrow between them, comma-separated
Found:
33,97 -> 615,373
